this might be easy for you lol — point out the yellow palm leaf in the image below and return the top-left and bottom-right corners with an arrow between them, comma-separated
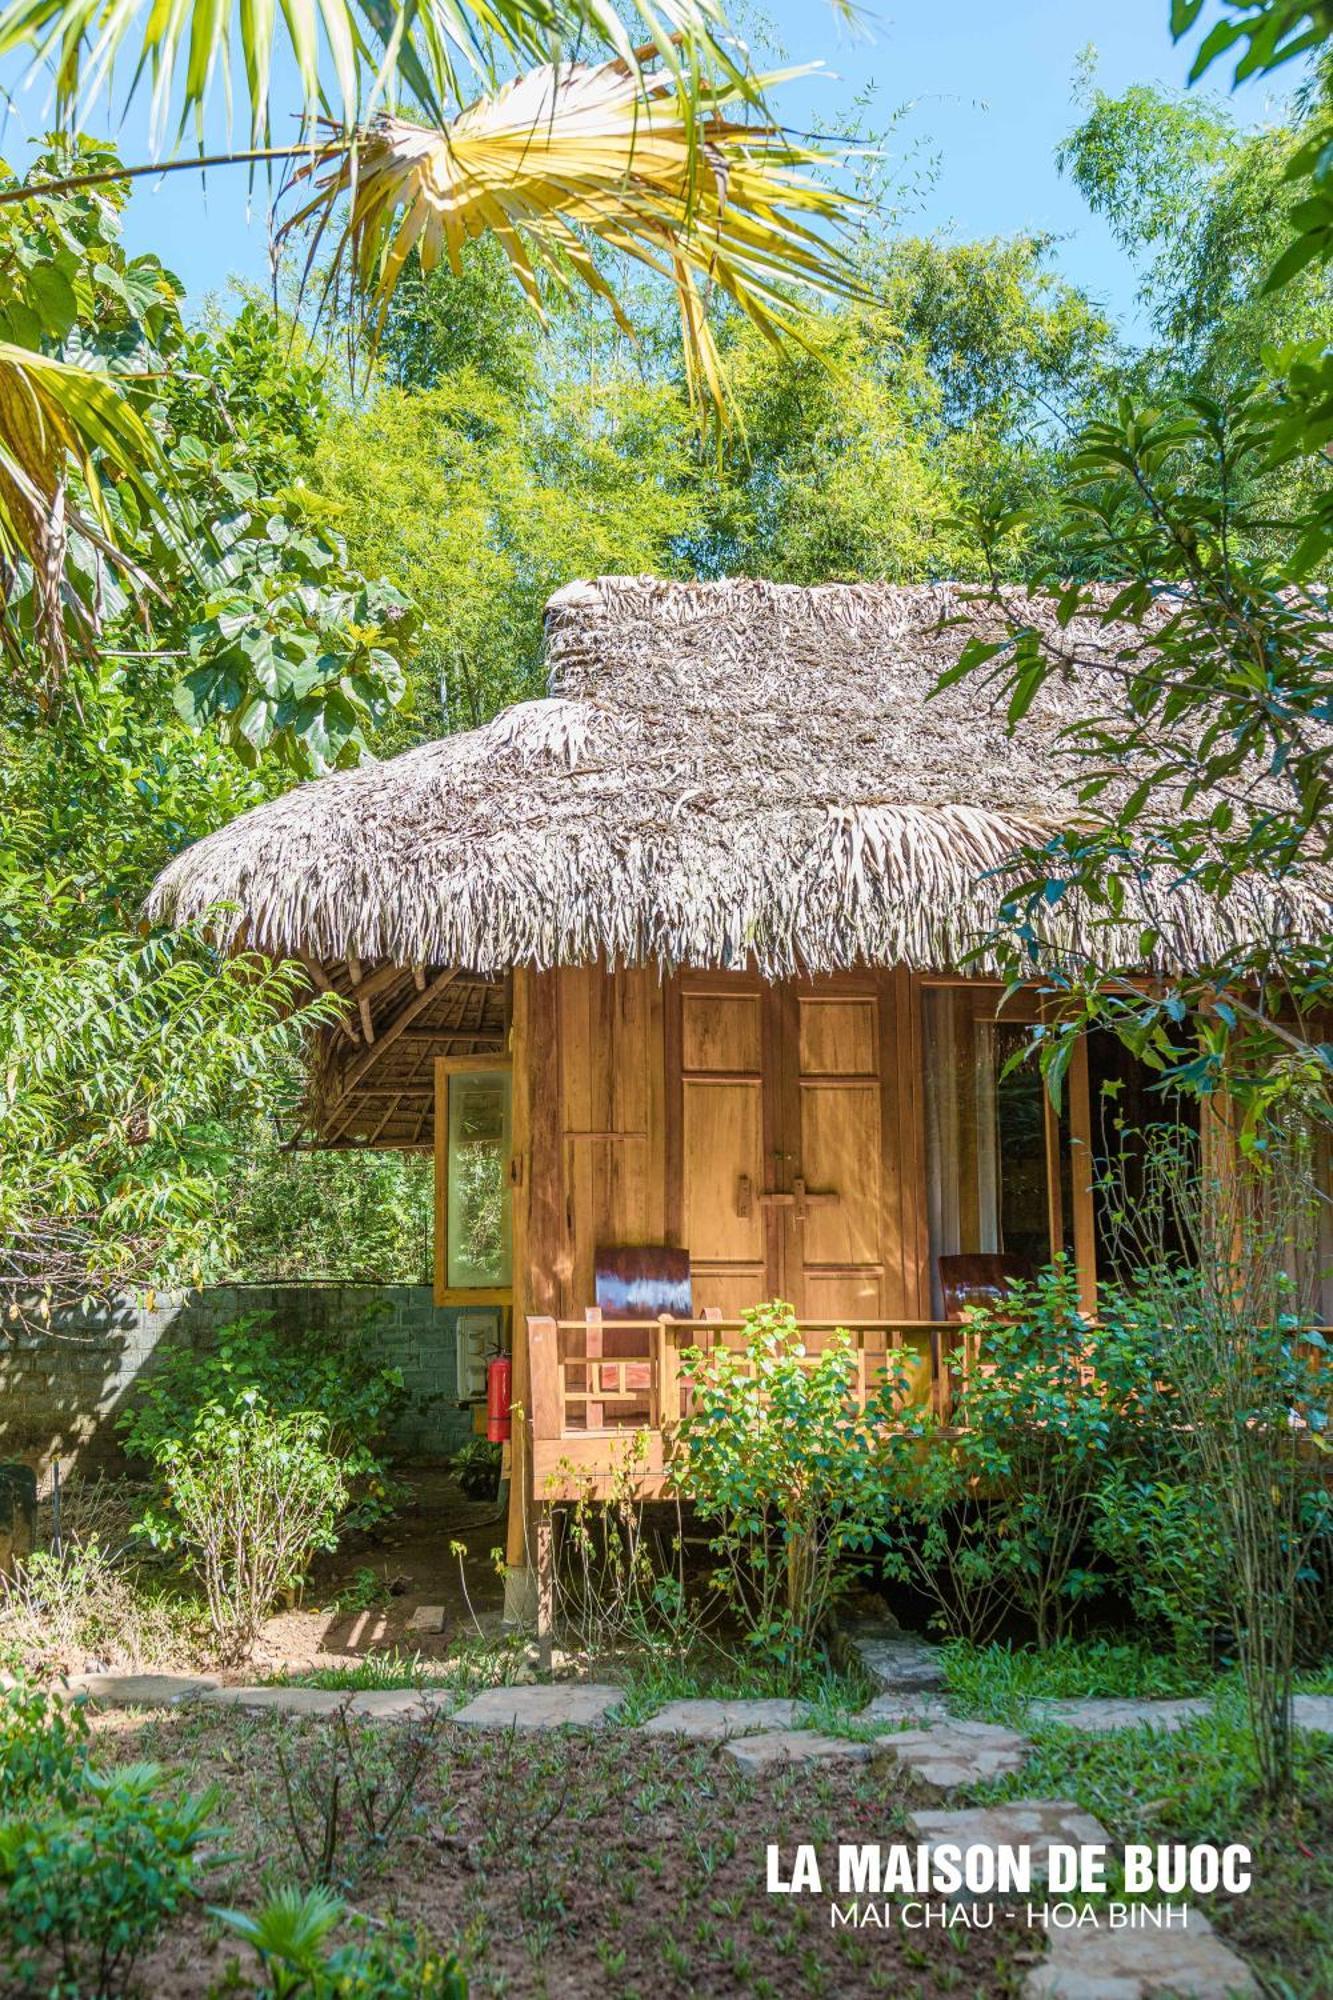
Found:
281,52 -> 868,412
0,0 -> 761,149
0,343 -> 163,659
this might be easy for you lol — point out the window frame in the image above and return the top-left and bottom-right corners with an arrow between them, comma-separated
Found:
919,979 -> 1097,1315
433,1053 -> 515,1308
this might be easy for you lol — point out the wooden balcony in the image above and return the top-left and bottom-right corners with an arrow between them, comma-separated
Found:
526,1310 -> 973,1499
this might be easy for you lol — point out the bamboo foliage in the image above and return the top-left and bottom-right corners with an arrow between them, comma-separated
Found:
282,55 -> 866,406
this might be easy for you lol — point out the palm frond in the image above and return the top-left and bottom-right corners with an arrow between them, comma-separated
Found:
0,0 -> 755,149
279,53 -> 867,412
0,343 -> 163,661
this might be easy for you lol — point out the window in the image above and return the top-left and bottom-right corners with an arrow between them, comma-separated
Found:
433,1060 -> 513,1304
922,985 -> 1088,1317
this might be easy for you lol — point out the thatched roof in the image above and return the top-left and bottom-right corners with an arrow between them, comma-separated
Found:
150,576 -> 1333,992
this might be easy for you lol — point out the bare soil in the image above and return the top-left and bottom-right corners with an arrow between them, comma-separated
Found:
241,1468 -> 508,1678
108,1706 -> 1031,2000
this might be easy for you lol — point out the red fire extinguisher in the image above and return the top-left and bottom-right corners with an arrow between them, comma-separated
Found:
487,1355 -> 512,1443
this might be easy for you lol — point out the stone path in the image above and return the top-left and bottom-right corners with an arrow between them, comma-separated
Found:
1293,1693 -> 1333,1734
65,1672 -> 219,1706
877,1718 -> 1031,1790
846,1626 -> 946,1692
638,1697 -> 799,1739
1028,1910 -> 1259,1999
909,1799 -> 1112,1885
1028,1696 -> 1212,1735
450,1683 -> 624,1730
860,1691 -> 953,1726
724,1730 -> 879,1771
59,1656 -> 1280,1998
910,1802 -> 1259,1998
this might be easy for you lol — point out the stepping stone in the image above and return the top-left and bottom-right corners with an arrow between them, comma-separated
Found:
405,1604 -> 446,1635
910,1800 -> 1110,1885
347,1688 -> 447,1719
198,1685 -> 349,1717
1029,1697 -> 1211,1735
877,1718 -> 1030,1790
724,1730 -> 879,1771
848,1629 -> 946,1692
638,1698 -> 799,1739
450,1683 -> 624,1731
1027,1907 -> 1259,1998
860,1692 -> 953,1727
1293,1694 -> 1333,1734
63,1672 -> 219,1707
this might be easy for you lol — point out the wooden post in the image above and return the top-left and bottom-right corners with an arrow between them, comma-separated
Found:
585,1304 -> 604,1429
657,1314 -> 679,1430
528,1314 -> 562,1455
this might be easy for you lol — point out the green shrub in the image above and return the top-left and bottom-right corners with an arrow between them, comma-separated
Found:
0,1763 -> 216,1998
1091,1468 -> 1226,1668
119,1311 -> 405,1530
136,1394 -> 348,1661
673,1301 -> 888,1679
0,1679 -> 92,1811
450,1438 -> 501,1501
877,1265 -> 1166,1648
216,1886 -> 467,1998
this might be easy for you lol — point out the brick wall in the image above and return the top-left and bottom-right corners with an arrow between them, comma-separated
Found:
0,1285 -> 486,1476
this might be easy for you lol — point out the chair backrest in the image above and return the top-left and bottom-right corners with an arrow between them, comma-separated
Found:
938,1252 -> 1031,1323
595,1245 -> 692,1322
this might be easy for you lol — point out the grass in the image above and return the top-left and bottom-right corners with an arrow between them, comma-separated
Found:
961,1687 -> 1333,1998
609,1642 -> 873,1726
942,1634 -> 1213,1718
269,1632 -> 530,1698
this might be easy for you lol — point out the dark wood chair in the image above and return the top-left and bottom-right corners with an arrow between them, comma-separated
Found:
938,1252 -> 1031,1323
594,1245 -> 692,1322
587,1247 -> 693,1410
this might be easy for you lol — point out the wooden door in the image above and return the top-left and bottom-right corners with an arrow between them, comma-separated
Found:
673,976 -> 776,1317
787,984 -> 887,1326
671,974 -> 897,1324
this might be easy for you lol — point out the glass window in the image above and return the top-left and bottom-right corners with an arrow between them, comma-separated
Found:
923,988 -> 1067,1315
444,1069 -> 513,1290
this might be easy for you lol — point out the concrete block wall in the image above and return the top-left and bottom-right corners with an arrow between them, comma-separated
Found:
0,1284 -> 485,1476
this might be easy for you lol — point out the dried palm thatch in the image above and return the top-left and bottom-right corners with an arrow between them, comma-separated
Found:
281,52 -> 865,410
147,575 -> 1333,983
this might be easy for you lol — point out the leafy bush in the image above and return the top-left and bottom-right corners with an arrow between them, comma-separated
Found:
0,1762 -> 216,1998
217,1886 -> 468,1998
1091,1468 -> 1226,1668
0,1679 -> 92,1811
136,1393 -> 348,1661
119,1311 -> 405,1530
877,1265 -> 1166,1648
674,1302 -> 888,1678
450,1438 -> 501,1501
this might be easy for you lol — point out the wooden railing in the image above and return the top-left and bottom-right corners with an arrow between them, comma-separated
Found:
526,1310 -> 970,1499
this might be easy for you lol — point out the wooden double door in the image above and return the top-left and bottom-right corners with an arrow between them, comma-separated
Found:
670,972 -> 920,1326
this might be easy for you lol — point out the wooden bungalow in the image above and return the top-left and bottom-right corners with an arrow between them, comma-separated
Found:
148,576 -> 1333,1620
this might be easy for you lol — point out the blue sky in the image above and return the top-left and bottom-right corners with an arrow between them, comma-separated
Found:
0,0 -> 1282,329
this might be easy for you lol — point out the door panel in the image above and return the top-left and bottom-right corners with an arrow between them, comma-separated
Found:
674,975 -> 898,1326
800,1083 -> 881,1266
799,998 -> 876,1075
682,992 -> 761,1073
682,1081 -> 764,1264
792,990 -> 886,1323
678,983 -> 774,1316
